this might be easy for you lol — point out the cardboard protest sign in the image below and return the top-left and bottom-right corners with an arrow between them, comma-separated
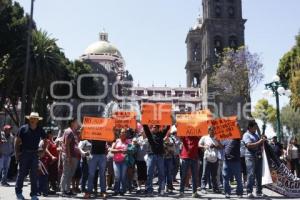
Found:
81,117 -> 115,141
177,121 -> 207,137
176,110 -> 212,137
112,111 -> 137,129
141,103 -> 172,126
208,116 -> 241,140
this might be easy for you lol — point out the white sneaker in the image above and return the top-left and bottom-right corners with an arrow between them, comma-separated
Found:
159,190 -> 165,196
247,193 -> 254,198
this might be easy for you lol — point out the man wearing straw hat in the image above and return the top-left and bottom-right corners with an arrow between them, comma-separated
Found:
15,112 -> 46,200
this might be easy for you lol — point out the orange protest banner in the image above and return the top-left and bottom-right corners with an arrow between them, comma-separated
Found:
141,103 -> 172,126
177,121 -> 208,137
112,111 -> 137,129
208,116 -> 241,140
81,117 -> 115,141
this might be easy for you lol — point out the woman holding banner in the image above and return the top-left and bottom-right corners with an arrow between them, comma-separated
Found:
110,129 -> 129,196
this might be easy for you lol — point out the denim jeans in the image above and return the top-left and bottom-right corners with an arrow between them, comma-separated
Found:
87,154 -> 106,193
0,154 -> 11,183
146,154 -> 165,193
180,158 -> 198,193
113,161 -> 127,193
60,154 -> 78,193
80,158 -> 89,192
201,158 -> 218,190
38,174 -> 48,194
15,152 -> 39,197
164,158 -> 173,189
223,160 -> 243,195
245,157 -> 262,194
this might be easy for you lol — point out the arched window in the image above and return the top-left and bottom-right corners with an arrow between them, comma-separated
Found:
192,73 -> 200,87
193,43 -> 201,61
229,36 -> 238,49
214,36 -> 223,54
215,6 -> 222,18
228,6 -> 235,18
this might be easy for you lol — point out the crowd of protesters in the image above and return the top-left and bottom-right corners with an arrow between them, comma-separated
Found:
0,112 -> 299,200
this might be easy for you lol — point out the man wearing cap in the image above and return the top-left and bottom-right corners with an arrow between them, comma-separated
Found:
0,125 -> 14,186
15,112 -> 46,200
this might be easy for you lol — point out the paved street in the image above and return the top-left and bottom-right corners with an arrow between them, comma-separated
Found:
0,180 -> 287,200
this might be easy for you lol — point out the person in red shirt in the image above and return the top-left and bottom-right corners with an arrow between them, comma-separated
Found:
45,130 -> 59,193
179,136 -> 201,198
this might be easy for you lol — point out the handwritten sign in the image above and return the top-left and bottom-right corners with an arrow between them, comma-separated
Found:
208,116 -> 241,140
177,121 -> 207,137
141,103 -> 172,126
81,117 -> 115,141
112,111 -> 137,129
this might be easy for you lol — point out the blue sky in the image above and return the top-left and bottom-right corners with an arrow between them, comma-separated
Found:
16,0 -> 300,109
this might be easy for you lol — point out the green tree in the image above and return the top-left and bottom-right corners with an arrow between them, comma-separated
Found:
252,99 -> 276,135
281,104 -> 300,137
0,0 -> 29,125
277,33 -> 300,109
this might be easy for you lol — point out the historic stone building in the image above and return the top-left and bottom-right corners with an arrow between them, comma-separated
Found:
185,0 -> 247,120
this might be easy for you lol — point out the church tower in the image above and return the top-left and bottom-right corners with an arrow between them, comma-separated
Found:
185,0 -> 247,117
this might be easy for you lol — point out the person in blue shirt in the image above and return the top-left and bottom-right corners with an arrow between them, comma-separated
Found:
242,121 -> 266,198
15,112 -> 46,200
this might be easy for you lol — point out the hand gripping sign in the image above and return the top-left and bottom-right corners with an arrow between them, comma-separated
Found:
141,103 -> 172,126
112,111 -> 137,129
81,117 -> 115,142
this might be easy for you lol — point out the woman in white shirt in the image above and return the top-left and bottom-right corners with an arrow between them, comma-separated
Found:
287,138 -> 300,177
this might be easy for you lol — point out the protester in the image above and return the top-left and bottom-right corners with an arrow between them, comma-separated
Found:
71,130 -> 82,194
179,136 -> 201,198
44,130 -> 59,193
83,135 -> 107,198
60,118 -> 80,197
0,124 -> 14,186
110,129 -> 129,196
126,137 -> 138,193
15,112 -> 46,200
242,120 -> 266,198
239,134 -> 247,185
135,129 -> 148,194
143,125 -> 170,196
106,142 -> 114,191
169,126 -> 181,184
199,126 -> 222,194
163,134 -> 175,193
270,136 -> 283,158
78,139 -> 91,193
287,137 -> 300,177
37,139 -> 49,197
222,137 -> 244,198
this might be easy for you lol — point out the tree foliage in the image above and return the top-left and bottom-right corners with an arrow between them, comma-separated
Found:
252,98 -> 276,130
211,46 -> 264,102
0,1 -> 95,126
281,104 -> 300,137
277,33 -> 300,109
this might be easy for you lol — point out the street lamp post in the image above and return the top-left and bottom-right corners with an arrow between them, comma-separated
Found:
262,75 -> 291,143
20,0 -> 35,125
